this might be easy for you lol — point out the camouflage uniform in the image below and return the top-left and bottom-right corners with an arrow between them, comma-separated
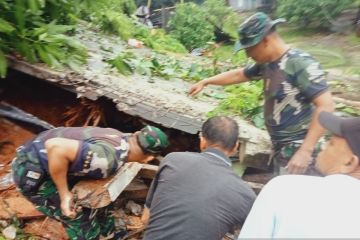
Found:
234,12 -> 329,174
12,127 -> 129,240
244,49 -> 328,174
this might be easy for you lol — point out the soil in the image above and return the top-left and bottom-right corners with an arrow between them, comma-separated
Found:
289,31 -> 360,102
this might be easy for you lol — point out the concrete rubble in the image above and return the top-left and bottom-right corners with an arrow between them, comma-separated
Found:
6,22 -> 272,168
1,22 -> 274,240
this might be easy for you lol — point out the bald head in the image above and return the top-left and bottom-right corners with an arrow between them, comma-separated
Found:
201,116 -> 239,151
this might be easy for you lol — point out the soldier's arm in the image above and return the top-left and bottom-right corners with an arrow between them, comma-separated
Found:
287,91 -> 334,174
189,68 -> 250,96
299,91 -> 334,153
45,137 -> 80,218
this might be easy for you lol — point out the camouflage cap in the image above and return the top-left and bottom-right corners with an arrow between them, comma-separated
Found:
137,125 -> 169,153
234,12 -> 286,52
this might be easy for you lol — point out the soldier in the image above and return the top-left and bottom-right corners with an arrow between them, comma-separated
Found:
12,125 -> 168,240
189,12 -> 334,175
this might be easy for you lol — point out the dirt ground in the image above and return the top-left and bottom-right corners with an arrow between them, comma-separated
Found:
0,118 -> 68,239
288,30 -> 360,102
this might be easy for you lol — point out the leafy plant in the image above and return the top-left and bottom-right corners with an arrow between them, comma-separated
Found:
276,0 -> 353,29
79,0 -> 136,19
211,45 -> 248,66
108,51 -> 224,81
135,28 -> 187,53
185,63 -> 218,81
208,81 -> 265,128
107,52 -> 135,75
168,3 -> 214,50
0,0 -> 88,77
335,103 -> 360,116
99,11 -> 136,40
202,0 -> 241,40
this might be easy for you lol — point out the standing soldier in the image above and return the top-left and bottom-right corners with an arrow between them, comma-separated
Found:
189,12 -> 334,175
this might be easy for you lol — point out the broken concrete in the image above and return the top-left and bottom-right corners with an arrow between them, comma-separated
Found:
6,22 -> 272,165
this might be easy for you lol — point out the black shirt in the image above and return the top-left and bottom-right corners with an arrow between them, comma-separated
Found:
143,148 -> 256,240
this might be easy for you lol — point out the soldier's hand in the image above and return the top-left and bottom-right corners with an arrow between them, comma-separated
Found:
60,191 -> 77,218
286,149 -> 312,174
189,81 -> 205,97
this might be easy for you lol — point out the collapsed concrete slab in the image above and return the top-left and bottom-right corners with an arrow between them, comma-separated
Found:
6,24 -> 272,170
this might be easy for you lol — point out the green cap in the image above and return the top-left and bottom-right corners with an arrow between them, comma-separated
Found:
234,12 -> 286,52
137,125 -> 169,153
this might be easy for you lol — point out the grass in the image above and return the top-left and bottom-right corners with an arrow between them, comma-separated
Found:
277,26 -> 319,43
346,33 -> 360,45
298,45 -> 347,69
211,44 -> 249,66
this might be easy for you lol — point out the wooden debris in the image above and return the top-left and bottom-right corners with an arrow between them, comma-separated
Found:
138,164 -> 159,179
242,173 -> 274,185
123,179 -> 149,200
72,162 -> 143,208
63,98 -> 105,127
23,217 -> 68,240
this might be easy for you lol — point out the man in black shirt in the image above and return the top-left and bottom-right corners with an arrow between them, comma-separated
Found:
142,116 -> 256,240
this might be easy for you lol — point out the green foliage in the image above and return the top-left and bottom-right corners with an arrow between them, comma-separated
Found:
0,49 -> 6,78
119,0 -> 137,15
298,46 -> 347,69
276,0 -> 353,29
107,52 -> 134,75
99,11 -> 136,40
168,3 -> 214,50
212,45 -> 248,66
80,0 -> 136,18
0,0 -> 88,76
277,26 -> 318,43
135,0 -> 205,10
135,28 -> 187,53
335,103 -> 360,117
185,63 -> 218,81
108,51 -> 221,81
108,52 -> 182,79
202,0 -> 241,40
202,0 -> 231,29
208,81 -> 265,128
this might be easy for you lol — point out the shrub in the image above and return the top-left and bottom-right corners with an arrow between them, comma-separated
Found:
202,0 -> 241,40
276,0 -> 353,29
168,3 -> 214,50
0,0 -> 87,77
135,28 -> 187,53
99,11 -> 136,40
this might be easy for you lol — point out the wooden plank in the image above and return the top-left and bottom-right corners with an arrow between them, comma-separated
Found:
72,162 -> 142,208
138,164 -> 159,179
105,162 -> 143,201
123,179 -> 149,200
